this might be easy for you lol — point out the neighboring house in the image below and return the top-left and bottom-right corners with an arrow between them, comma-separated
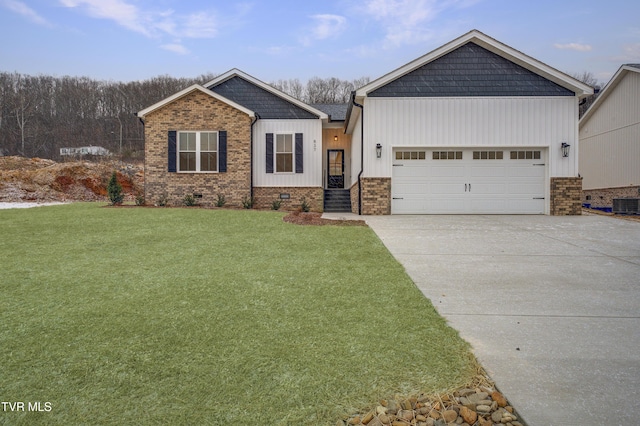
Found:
60,146 -> 111,157
137,30 -> 593,215
579,64 -> 640,209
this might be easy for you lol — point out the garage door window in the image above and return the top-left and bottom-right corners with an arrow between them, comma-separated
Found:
433,151 -> 463,160
510,150 -> 541,160
473,151 -> 504,160
396,151 -> 426,160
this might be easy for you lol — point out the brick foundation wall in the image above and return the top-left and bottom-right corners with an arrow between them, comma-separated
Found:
582,186 -> 640,208
144,90 -> 252,207
360,177 -> 391,215
350,182 -> 359,214
550,177 -> 582,215
253,187 -> 323,212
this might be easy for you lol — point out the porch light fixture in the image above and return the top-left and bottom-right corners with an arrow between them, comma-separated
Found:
334,135 -> 338,141
561,142 -> 570,158
376,143 -> 382,158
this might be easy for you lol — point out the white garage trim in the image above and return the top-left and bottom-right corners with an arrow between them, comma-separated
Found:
391,148 -> 547,214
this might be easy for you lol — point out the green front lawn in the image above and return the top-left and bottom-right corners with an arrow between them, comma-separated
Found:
0,203 -> 474,425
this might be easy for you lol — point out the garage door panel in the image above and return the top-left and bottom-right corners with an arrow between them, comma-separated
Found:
508,166 -> 545,178
508,182 -> 544,196
393,183 -> 428,194
506,198 -> 545,213
393,166 -> 428,178
471,166 -> 507,178
471,183 -> 507,195
431,166 -> 465,178
470,199 -> 506,213
431,183 -> 465,194
428,198 -> 467,213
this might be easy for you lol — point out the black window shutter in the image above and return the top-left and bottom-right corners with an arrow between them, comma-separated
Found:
295,133 -> 303,173
266,133 -> 274,174
218,131 -> 227,172
168,130 -> 177,172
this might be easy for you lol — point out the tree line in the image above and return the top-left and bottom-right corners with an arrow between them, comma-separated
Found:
0,69 -> 597,161
0,72 -> 369,160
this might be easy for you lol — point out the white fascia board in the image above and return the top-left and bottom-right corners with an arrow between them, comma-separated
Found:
355,30 -> 594,98
137,84 -> 255,119
205,69 -> 329,121
580,65 -> 639,126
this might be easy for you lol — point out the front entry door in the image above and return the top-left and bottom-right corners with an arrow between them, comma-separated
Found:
327,150 -> 344,189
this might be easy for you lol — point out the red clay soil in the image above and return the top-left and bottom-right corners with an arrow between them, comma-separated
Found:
0,156 -> 142,203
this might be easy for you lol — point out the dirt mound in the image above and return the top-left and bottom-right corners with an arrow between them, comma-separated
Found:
0,156 -> 143,203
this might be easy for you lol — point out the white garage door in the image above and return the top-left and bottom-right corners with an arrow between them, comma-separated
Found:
392,148 -> 546,214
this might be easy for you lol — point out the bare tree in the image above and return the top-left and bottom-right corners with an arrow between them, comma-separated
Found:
570,71 -> 602,117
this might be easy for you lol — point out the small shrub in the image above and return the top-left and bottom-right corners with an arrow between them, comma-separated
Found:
241,196 -> 255,209
157,192 -> 169,207
215,194 -> 226,207
135,194 -> 145,206
271,199 -> 282,210
107,171 -> 124,205
300,197 -> 310,212
183,194 -> 197,207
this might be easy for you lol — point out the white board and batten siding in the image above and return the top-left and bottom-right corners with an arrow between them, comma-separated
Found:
362,97 -> 579,179
253,119 -> 323,187
579,71 -> 640,190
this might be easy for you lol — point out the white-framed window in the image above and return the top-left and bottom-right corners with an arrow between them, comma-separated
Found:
178,131 -> 218,172
275,133 -> 293,173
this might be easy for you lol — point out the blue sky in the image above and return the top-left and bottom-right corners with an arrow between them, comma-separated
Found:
1,0 -> 638,85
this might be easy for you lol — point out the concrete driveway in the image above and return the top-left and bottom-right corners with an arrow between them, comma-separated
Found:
364,214 -> 640,426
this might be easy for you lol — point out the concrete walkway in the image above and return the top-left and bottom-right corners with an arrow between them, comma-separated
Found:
334,213 -> 640,426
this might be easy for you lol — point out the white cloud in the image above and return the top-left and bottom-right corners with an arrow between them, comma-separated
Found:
2,0 -> 52,27
299,14 -> 347,47
360,0 -> 468,48
609,43 -> 640,63
310,14 -> 347,40
554,43 -> 592,52
59,0 -> 219,40
160,43 -> 189,55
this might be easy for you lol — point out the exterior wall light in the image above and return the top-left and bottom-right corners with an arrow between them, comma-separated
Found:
334,135 -> 338,141
561,142 -> 570,158
376,143 -> 382,158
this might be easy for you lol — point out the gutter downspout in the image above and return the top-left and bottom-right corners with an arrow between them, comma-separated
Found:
250,113 -> 260,201
136,113 -> 146,202
351,96 -> 364,215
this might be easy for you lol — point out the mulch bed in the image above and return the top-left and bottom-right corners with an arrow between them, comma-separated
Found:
283,211 -> 367,226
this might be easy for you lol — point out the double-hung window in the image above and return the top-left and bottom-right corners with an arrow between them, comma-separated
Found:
275,133 -> 293,173
178,131 -> 218,172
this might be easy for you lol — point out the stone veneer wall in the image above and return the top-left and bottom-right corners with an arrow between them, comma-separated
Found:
144,90 -> 252,207
360,177 -> 391,215
350,182 -> 359,214
550,177 -> 582,215
252,187 -> 323,212
582,186 -> 640,209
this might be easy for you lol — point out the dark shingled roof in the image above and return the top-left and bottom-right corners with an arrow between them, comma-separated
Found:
369,42 -> 575,97
208,76 -> 319,119
310,103 -> 349,121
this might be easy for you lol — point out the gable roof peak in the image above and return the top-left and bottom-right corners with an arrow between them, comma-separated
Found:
355,29 -> 593,99
136,84 -> 254,120
205,69 -> 328,120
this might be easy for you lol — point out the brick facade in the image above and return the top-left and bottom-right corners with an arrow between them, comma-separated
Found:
550,177 -> 582,215
350,182 -> 359,214
582,186 -> 640,209
360,177 -> 391,215
144,90 -> 253,207
253,187 -> 323,212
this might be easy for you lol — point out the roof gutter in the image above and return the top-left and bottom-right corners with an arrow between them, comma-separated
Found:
351,94 -> 364,215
